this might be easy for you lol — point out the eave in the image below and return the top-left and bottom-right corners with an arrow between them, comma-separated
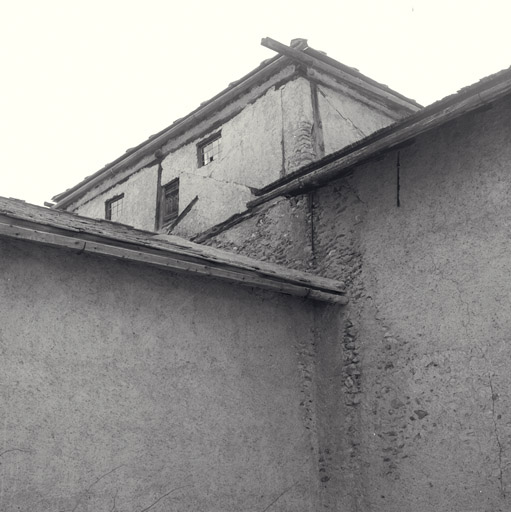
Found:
0,197 -> 347,304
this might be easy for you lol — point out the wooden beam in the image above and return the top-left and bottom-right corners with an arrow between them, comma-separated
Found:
261,37 -> 420,111
0,221 -> 347,304
248,76 -> 511,208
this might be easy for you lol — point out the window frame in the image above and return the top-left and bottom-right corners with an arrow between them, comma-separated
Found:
105,193 -> 125,221
197,132 -> 222,167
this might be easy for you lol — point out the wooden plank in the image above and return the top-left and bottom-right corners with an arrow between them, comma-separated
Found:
248,77 -> 511,208
0,222 -> 347,304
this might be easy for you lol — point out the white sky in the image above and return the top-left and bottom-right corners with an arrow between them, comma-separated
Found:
1,0 -> 510,206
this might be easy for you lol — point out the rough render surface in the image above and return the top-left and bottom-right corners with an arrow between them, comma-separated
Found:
206,95 -> 511,510
317,83 -> 400,156
64,72 -> 404,237
73,164 -> 159,231
203,196 -> 315,272
0,238 -> 324,512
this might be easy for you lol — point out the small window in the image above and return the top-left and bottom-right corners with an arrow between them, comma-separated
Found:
161,178 -> 179,226
105,194 -> 124,221
198,133 -> 221,167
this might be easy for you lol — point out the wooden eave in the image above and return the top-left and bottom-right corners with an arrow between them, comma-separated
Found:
0,198 -> 347,304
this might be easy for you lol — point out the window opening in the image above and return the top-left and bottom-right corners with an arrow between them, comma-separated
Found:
105,194 -> 124,221
161,178 -> 179,226
198,133 -> 221,166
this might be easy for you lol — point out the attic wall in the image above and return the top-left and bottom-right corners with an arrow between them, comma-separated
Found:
69,71 -> 316,236
0,237 -> 319,512
73,163 -> 159,231
204,94 -> 511,511
317,83 -> 401,155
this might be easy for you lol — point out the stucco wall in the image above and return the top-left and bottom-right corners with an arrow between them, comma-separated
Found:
0,237 -> 321,511
317,83 -> 400,155
205,95 -> 511,510
64,71 -> 412,237
73,163 -> 158,231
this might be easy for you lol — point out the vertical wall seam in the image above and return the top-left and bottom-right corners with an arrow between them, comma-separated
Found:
396,151 -> 401,208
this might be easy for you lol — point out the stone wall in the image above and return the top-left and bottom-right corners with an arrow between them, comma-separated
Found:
0,237 -> 321,511
205,94 -> 511,511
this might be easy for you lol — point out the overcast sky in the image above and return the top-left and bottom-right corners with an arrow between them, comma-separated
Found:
1,0 -> 509,206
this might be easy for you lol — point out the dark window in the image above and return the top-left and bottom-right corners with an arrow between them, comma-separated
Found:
161,178 -> 179,225
198,133 -> 221,167
105,194 -> 124,221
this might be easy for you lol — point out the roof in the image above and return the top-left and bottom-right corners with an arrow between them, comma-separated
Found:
0,196 -> 346,304
52,38 -> 420,209
246,64 -> 511,207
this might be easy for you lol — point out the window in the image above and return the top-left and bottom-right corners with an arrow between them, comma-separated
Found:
105,194 -> 124,221
161,178 -> 179,226
198,133 -> 221,167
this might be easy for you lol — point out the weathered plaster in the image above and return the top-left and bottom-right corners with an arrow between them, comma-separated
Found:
0,237 -> 320,511
64,69 -> 409,237
317,83 -> 402,156
73,164 -> 159,231
64,65 -> 298,213
205,95 -> 511,510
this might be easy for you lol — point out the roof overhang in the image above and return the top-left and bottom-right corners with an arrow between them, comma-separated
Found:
0,197 -> 347,304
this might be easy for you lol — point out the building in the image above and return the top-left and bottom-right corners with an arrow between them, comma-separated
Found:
3,38 -> 511,511
51,38 -> 420,238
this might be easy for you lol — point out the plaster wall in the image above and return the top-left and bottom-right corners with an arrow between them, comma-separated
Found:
311,95 -> 511,512
68,75 -> 316,236
73,164 -> 158,231
205,95 -> 511,510
317,83 -> 401,155
64,65 -> 298,214
0,238 -> 320,512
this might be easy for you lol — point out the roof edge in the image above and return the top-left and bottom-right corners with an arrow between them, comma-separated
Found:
0,199 -> 347,304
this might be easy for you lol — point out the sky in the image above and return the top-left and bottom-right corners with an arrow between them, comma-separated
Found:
1,0 -> 509,206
